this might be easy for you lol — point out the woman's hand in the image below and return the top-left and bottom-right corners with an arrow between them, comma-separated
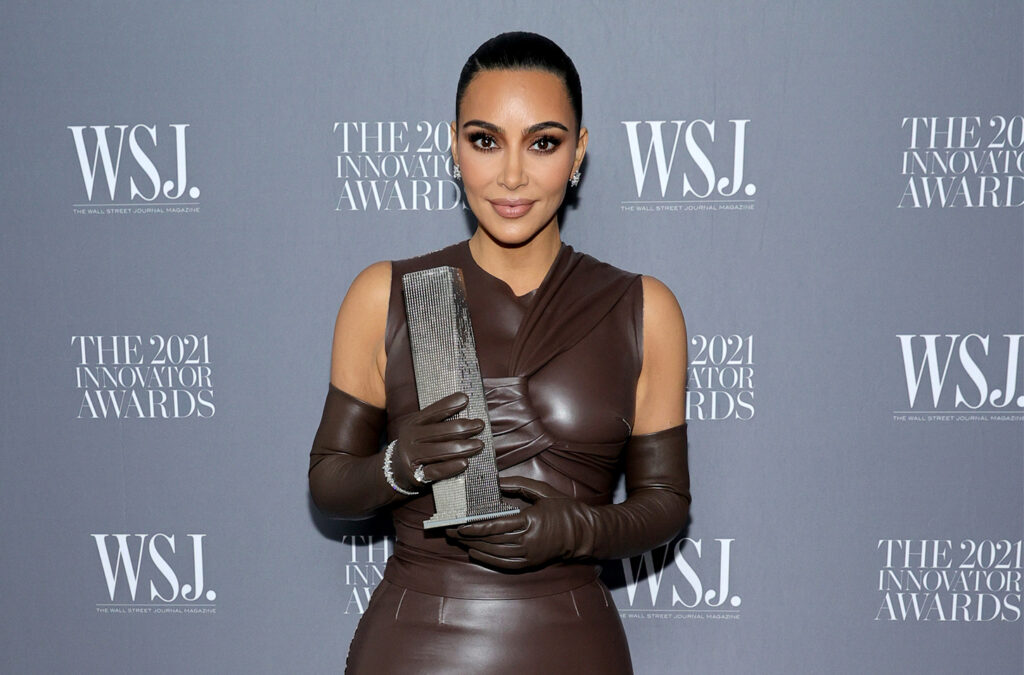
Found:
447,423 -> 690,567
309,386 -> 485,518
388,391 -> 486,493
445,476 -> 591,569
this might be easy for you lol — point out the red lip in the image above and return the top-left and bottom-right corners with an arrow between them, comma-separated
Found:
488,198 -> 536,218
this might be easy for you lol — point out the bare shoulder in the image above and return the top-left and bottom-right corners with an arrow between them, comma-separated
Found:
633,274 -> 687,434
329,260 -> 391,408
346,260 -> 392,307
641,275 -> 686,335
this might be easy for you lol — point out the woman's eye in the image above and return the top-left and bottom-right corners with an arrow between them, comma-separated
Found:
532,136 -> 560,152
470,133 -> 497,150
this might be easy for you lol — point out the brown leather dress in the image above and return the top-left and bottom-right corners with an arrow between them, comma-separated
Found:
345,238 -> 643,674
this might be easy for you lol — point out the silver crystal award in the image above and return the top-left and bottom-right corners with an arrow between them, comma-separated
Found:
401,266 -> 520,529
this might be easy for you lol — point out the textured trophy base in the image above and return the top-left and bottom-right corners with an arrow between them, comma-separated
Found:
424,507 -> 523,530
402,266 -> 519,530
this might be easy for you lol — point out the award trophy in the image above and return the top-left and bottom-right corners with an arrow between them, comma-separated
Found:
401,266 -> 520,529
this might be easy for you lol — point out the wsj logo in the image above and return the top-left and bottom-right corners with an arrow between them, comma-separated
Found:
92,534 -> 215,610
621,120 -> 755,212
896,334 -> 1024,420
68,124 -> 200,214
619,538 -> 739,618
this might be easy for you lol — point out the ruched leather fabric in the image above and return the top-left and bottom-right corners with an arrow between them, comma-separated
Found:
346,238 -> 646,674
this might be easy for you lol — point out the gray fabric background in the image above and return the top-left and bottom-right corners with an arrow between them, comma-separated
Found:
2,1 -> 1022,672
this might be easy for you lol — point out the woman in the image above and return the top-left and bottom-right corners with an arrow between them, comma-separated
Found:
310,32 -> 690,674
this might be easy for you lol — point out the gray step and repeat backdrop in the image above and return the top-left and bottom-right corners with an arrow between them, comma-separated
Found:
2,1 -> 1022,673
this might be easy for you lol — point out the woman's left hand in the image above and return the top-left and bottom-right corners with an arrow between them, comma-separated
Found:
445,476 -> 591,570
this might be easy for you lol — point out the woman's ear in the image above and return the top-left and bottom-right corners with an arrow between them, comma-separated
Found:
450,120 -> 459,167
573,126 -> 588,174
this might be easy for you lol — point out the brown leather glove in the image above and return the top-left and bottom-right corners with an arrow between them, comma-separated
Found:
447,423 -> 690,569
308,383 -> 484,519
385,392 -> 486,491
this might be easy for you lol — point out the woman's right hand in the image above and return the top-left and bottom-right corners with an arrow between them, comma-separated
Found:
387,391 -> 485,493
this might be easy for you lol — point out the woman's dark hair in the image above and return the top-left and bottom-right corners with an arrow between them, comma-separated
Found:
456,32 -> 583,131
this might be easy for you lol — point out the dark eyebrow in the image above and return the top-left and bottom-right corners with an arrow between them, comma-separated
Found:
462,120 -> 569,136
462,120 -> 502,134
525,121 -> 569,135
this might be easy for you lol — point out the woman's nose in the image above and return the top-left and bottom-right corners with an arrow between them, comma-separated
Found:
498,151 -> 527,190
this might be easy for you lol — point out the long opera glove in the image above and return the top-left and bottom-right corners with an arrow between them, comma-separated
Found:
308,383 -> 485,519
308,383 -> 395,519
448,424 -> 690,569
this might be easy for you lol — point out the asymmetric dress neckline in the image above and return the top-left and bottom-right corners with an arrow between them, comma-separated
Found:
457,238 -> 567,303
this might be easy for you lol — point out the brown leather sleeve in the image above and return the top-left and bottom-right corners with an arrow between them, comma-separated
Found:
308,383 -> 400,519
449,423 -> 690,568
577,423 -> 691,560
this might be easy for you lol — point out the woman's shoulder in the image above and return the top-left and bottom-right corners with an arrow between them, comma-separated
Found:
639,274 -> 682,311
639,273 -> 686,343
345,259 -> 392,307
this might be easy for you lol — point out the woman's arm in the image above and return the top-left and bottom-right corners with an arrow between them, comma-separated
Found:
632,274 -> 687,434
309,260 -> 487,519
309,261 -> 400,519
329,260 -> 391,408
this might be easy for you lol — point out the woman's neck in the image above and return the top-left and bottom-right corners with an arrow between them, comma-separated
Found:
468,224 -> 562,297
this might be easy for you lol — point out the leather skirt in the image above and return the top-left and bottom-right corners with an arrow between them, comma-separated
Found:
345,576 -> 633,674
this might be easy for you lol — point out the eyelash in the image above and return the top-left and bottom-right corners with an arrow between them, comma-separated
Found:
467,132 -> 562,154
